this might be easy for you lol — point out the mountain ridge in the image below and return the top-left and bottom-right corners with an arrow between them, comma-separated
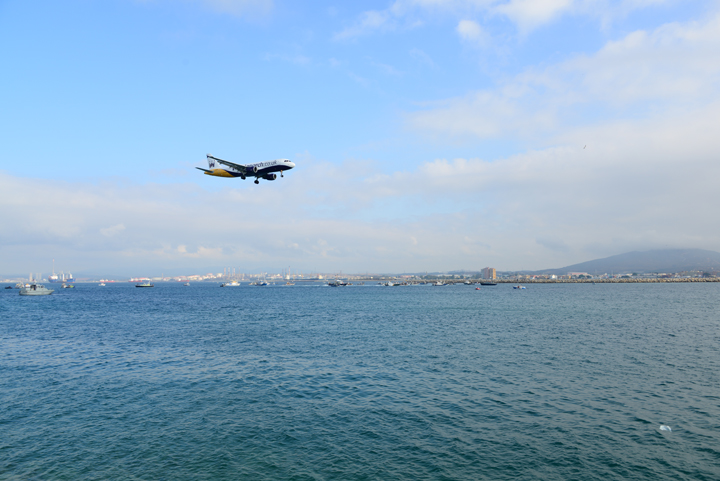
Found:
535,249 -> 720,275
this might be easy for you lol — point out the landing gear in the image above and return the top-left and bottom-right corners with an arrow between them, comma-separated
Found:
280,170 -> 284,178
254,179 -> 259,184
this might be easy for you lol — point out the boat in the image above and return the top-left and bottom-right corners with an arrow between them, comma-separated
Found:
513,285 -> 526,289
475,287 -> 481,290
99,283 -> 106,287
256,281 -> 268,286
19,283 -> 54,296
480,282 -> 497,286
183,282 -> 190,286
4,285 -> 12,289
328,279 -> 348,287
221,281 -> 240,287
61,283 -> 75,288
433,281 -> 445,286
285,281 -> 295,285
136,282 -> 154,288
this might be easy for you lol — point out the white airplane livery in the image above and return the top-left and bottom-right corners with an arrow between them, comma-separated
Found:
196,154 -> 295,184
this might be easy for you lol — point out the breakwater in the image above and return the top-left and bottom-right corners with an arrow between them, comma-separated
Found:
419,277 -> 719,284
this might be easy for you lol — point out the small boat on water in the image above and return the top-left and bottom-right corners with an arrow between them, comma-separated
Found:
19,283 -> 54,296
480,282 -> 497,286
136,282 -> 154,288
61,283 -> 75,288
221,281 -> 240,287
475,287 -> 481,290
285,281 -> 295,286
99,283 -> 106,286
4,285 -> 12,289
513,285 -> 526,289
183,282 -> 190,286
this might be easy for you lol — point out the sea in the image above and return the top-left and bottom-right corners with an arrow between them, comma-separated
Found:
1,282 -> 719,480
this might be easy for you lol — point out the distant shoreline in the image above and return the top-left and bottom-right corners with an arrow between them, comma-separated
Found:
460,278 -> 720,284
3,277 -> 718,285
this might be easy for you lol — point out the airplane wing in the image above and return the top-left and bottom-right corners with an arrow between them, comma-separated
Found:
208,155 -> 258,175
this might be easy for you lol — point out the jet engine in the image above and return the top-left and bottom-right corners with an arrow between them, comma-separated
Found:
247,166 -> 258,174
262,173 -> 277,181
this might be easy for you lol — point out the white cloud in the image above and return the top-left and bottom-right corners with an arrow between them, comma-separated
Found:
336,0 -> 686,40
100,224 -> 126,237
407,13 -> 720,139
493,0 -> 574,33
456,19 -> 486,43
334,10 -> 394,40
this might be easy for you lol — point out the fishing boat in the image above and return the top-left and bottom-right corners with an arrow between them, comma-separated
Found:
221,281 -> 240,287
19,283 -> 54,296
136,282 -> 154,288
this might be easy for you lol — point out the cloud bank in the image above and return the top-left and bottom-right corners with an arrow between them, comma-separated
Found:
3,89 -> 718,277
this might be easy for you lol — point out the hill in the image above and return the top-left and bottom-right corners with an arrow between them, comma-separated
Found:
537,249 -> 720,275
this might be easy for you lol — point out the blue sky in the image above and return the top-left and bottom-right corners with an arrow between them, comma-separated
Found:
2,0 -> 719,276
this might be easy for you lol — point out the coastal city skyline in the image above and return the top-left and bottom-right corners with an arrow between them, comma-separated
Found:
2,1 -> 720,275
6,247 -> 719,283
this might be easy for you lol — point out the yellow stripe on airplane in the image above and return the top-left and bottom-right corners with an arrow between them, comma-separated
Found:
205,169 -> 236,178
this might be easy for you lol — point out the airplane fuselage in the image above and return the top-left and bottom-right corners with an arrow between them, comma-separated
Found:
197,155 -> 295,183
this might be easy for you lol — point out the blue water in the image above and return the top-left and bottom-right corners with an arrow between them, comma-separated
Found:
2,282 -> 719,480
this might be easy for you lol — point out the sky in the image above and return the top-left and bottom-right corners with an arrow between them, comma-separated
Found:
1,0 -> 719,277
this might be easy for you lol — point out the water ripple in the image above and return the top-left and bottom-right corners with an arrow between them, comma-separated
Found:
2,283 -> 720,479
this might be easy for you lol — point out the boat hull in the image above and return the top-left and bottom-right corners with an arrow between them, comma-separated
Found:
20,288 -> 54,296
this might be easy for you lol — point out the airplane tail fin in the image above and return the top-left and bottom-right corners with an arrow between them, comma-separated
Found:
206,154 -> 217,169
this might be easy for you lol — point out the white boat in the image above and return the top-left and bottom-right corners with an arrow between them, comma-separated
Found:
183,282 -> 190,286
433,281 -> 445,286
221,281 -> 241,287
513,285 -> 526,289
99,283 -> 106,286
19,283 -> 54,296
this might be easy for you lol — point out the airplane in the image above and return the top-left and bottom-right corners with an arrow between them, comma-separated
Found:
196,154 -> 295,184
